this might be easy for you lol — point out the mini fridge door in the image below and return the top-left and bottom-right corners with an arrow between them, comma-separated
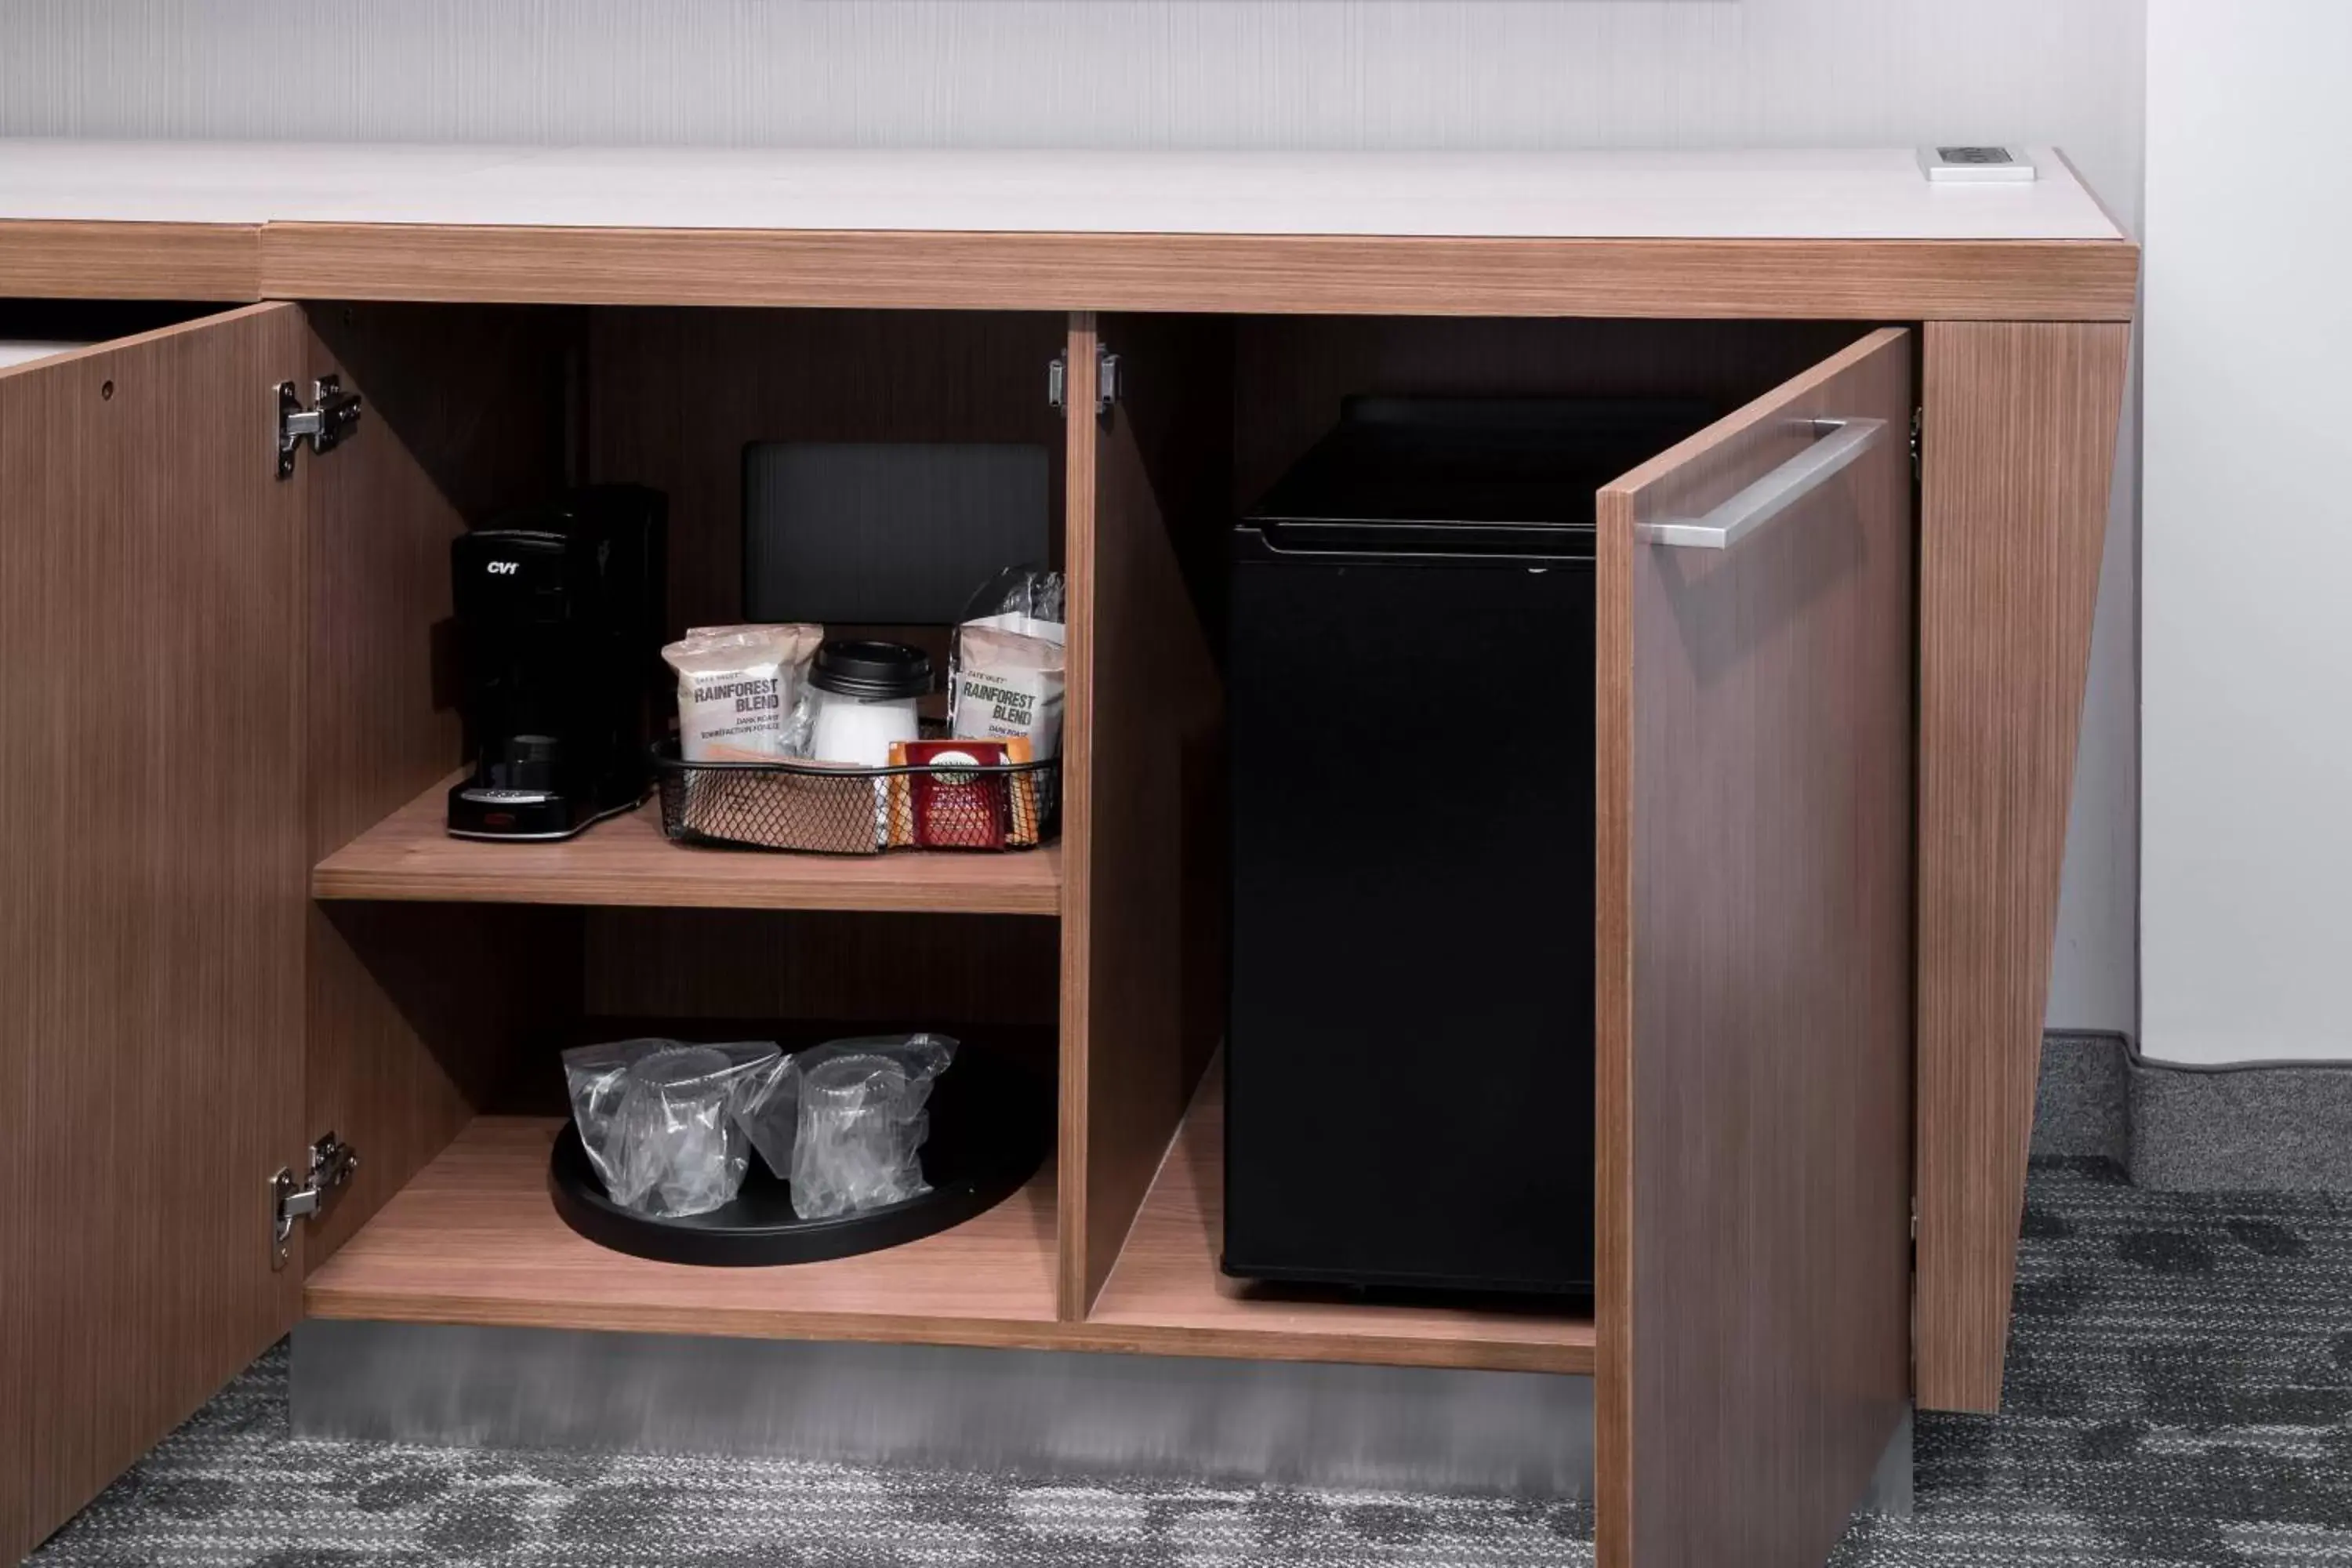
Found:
1223,535 -> 1599,1294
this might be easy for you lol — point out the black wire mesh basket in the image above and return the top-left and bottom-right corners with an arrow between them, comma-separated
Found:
652,739 -> 1059,856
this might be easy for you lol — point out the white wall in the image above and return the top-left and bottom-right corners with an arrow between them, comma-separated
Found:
0,0 -> 2146,1031
2142,0 -> 2352,1065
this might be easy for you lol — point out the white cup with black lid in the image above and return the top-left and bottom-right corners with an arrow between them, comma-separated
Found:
808,639 -> 932,768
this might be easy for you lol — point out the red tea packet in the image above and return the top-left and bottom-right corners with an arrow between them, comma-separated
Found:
886,738 -> 1036,849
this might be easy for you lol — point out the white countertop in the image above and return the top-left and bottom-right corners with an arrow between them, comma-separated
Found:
0,142 -> 2125,242
0,340 -> 85,370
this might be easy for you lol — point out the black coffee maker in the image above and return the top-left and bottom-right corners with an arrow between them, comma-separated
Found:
448,485 -> 667,840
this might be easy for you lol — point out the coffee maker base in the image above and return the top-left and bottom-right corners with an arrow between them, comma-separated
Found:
445,783 -> 648,841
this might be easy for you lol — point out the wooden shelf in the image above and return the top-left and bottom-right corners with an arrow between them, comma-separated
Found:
312,776 -> 1062,916
304,1116 -> 1065,1348
305,1096 -> 1593,1375
1087,1069 -> 1595,1375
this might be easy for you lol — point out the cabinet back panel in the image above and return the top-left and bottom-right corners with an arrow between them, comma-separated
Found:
585,308 -> 1069,638
583,908 -> 1059,1029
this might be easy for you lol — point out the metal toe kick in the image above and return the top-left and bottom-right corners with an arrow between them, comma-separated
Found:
292,1321 -> 1595,1499
290,1321 -> 1914,1515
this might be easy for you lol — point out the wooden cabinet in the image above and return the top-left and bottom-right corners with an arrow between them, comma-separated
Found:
0,143 -> 2134,1568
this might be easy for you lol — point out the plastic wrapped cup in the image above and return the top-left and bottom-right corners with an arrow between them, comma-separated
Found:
739,1034 -> 954,1221
561,1039 -> 779,1218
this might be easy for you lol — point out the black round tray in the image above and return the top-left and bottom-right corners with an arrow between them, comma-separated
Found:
547,1046 -> 1052,1267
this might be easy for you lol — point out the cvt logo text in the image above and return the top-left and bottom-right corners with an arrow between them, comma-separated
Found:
487,561 -> 520,575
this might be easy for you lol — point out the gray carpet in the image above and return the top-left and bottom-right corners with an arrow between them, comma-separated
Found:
2034,1032 -> 2352,1190
27,1156 -> 2352,1567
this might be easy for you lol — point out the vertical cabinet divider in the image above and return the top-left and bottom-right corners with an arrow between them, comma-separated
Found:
1057,314 -> 1103,1320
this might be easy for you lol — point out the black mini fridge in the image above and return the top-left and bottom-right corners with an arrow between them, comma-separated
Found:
1223,397 -> 1708,1296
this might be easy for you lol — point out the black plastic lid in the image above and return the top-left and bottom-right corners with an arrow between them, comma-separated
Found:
810,639 -> 933,699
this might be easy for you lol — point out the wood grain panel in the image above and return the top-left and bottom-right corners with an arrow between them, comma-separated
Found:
0,219 -> 260,300
315,774 -> 1064,915
583,307 -> 1066,637
307,902 -> 584,1249
1595,329 -> 1916,1568
303,1102 -> 1578,1373
258,223 -> 2140,321
304,1116 -> 1062,1344
1914,321 -> 2130,1414
299,303 -> 584,1265
582,909 -> 1060,1031
1089,1066 -> 1595,1374
0,307 -> 307,1563
1057,312 -> 1228,1319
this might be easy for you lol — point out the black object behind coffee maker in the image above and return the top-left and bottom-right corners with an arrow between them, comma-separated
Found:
448,485 -> 667,840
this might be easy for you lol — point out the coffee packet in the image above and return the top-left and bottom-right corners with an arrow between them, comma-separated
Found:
950,568 -> 1065,759
662,623 -> 822,761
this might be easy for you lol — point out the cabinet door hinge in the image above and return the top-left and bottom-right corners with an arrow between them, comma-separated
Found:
1047,345 -> 1120,417
270,1131 -> 359,1269
277,376 -> 364,479
1910,405 -> 1923,481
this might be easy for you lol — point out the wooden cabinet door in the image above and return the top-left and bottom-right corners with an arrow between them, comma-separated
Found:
1057,312 -> 1225,1316
0,305 -> 310,1560
1594,329 -> 1916,1568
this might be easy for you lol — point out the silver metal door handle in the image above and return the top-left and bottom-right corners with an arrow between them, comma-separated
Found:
1636,417 -> 1886,550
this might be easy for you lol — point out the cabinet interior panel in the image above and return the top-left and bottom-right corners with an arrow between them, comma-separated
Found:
581,908 -> 1059,1032
300,302 -> 581,1265
583,307 -> 1069,638
1088,1066 -> 1596,1375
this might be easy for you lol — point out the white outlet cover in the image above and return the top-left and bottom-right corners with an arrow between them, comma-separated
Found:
1917,146 -> 2038,183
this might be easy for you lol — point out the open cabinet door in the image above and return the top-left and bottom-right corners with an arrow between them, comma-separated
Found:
1058,312 -> 1225,1316
0,306 -> 310,1559
1594,329 -> 1916,1568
